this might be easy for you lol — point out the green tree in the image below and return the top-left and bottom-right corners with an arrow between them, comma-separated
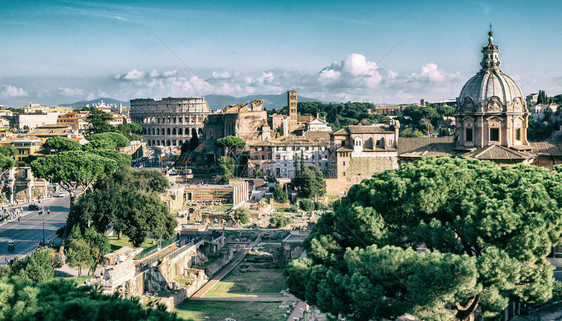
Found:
299,165 -> 326,198
43,137 -> 82,153
273,182 -> 284,202
88,132 -> 130,148
66,227 -> 92,276
299,199 -> 315,211
9,248 -> 54,283
270,213 -> 292,228
82,139 -> 117,151
190,128 -> 199,150
285,158 -> 562,320
215,136 -> 246,156
30,151 -> 118,250
66,226 -> 111,275
400,127 -> 425,137
216,156 -> 235,182
69,167 -> 176,247
0,277 -> 181,320
84,107 -> 114,134
117,119 -> 143,141
233,207 -> 250,224
88,150 -> 132,167
254,164 -> 263,177
0,146 -> 17,157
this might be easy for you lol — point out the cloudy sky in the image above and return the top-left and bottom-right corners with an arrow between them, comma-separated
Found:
1,0 -> 562,108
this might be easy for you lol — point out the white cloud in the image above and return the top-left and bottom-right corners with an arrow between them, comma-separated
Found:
162,70 -> 178,77
318,53 -> 382,88
149,70 -> 160,78
212,71 -> 231,79
407,63 -> 458,83
0,85 -> 27,97
114,69 -> 146,80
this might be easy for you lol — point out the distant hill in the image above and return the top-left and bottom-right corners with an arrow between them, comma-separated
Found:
204,94 -> 322,110
60,98 -> 129,108
60,94 -> 322,110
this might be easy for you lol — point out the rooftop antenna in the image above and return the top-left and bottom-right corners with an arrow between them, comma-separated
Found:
490,23 -> 492,32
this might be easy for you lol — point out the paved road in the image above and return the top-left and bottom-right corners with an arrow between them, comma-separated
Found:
0,195 -> 70,265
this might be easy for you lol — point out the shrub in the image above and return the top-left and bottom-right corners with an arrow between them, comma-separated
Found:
233,207 -> 250,224
299,199 -> 315,211
270,213 -> 292,228
314,201 -> 327,210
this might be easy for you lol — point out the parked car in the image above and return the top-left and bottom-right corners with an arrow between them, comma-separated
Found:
7,240 -> 14,251
55,192 -> 65,198
29,204 -> 39,210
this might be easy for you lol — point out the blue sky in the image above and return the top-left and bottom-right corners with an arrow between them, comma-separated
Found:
1,0 -> 561,107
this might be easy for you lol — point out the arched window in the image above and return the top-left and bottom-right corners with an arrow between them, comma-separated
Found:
156,128 -> 160,135
178,128 -> 183,135
172,128 -> 176,135
167,128 -> 171,135
166,140 -> 171,146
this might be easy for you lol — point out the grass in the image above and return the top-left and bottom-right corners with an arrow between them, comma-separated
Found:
176,301 -> 293,321
204,267 -> 287,298
213,203 -> 233,213
108,236 -> 157,252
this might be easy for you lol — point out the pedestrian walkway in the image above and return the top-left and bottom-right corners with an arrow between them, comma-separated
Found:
287,301 -> 307,321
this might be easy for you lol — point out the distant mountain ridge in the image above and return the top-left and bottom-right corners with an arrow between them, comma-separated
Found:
203,94 -> 322,110
60,94 -> 322,110
60,98 -> 129,108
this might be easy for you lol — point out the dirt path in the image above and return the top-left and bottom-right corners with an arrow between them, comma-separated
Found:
287,300 -> 307,321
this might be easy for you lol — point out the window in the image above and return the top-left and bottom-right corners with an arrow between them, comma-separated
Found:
465,128 -> 473,142
490,128 -> 499,142
515,128 -> 521,141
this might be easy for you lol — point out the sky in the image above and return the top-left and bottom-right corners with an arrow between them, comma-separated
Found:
1,0 -> 562,108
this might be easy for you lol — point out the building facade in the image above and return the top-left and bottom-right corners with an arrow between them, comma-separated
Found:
455,30 -> 530,151
130,97 -> 211,147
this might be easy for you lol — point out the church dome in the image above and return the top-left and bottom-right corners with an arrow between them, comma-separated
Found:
457,31 -> 524,109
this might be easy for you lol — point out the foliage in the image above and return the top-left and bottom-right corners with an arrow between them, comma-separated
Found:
253,164 -> 263,177
233,207 -> 250,224
216,156 -> 235,182
189,128 -> 199,151
68,167 -> 176,247
537,89 -> 549,105
43,137 -> 82,153
30,151 -> 118,201
88,132 -> 130,148
528,118 -> 555,141
0,146 -> 17,157
66,226 -> 111,275
215,136 -> 246,156
285,158 -> 562,320
84,107 -> 114,134
82,139 -> 117,151
116,120 -> 143,141
270,213 -> 292,228
0,277 -> 181,321
8,248 -> 54,283
273,183 -> 284,202
298,165 -> 326,198
314,201 -> 327,211
299,199 -> 315,211
88,149 -> 132,167
400,127 -> 425,137
0,155 -> 15,171
275,126 -> 284,136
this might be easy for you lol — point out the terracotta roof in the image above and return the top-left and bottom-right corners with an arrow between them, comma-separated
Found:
460,144 -> 533,160
529,142 -> 562,157
398,136 -> 455,155
347,125 -> 393,134
332,129 -> 347,136
336,147 -> 353,152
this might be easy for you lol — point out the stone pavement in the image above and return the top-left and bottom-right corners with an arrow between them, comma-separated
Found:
286,300 -> 307,321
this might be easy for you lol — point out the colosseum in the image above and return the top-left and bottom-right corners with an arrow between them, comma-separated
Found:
129,97 -> 211,147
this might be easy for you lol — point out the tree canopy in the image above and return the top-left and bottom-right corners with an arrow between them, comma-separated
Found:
297,165 -> 326,198
69,167 -> 176,247
5,248 -> 55,283
215,136 -> 246,155
43,137 -> 82,153
0,277 -> 181,321
216,156 -> 235,183
66,226 -> 111,275
285,158 -> 562,320
30,151 -> 118,201
0,146 -> 17,157
84,107 -> 114,134
88,132 -> 130,148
